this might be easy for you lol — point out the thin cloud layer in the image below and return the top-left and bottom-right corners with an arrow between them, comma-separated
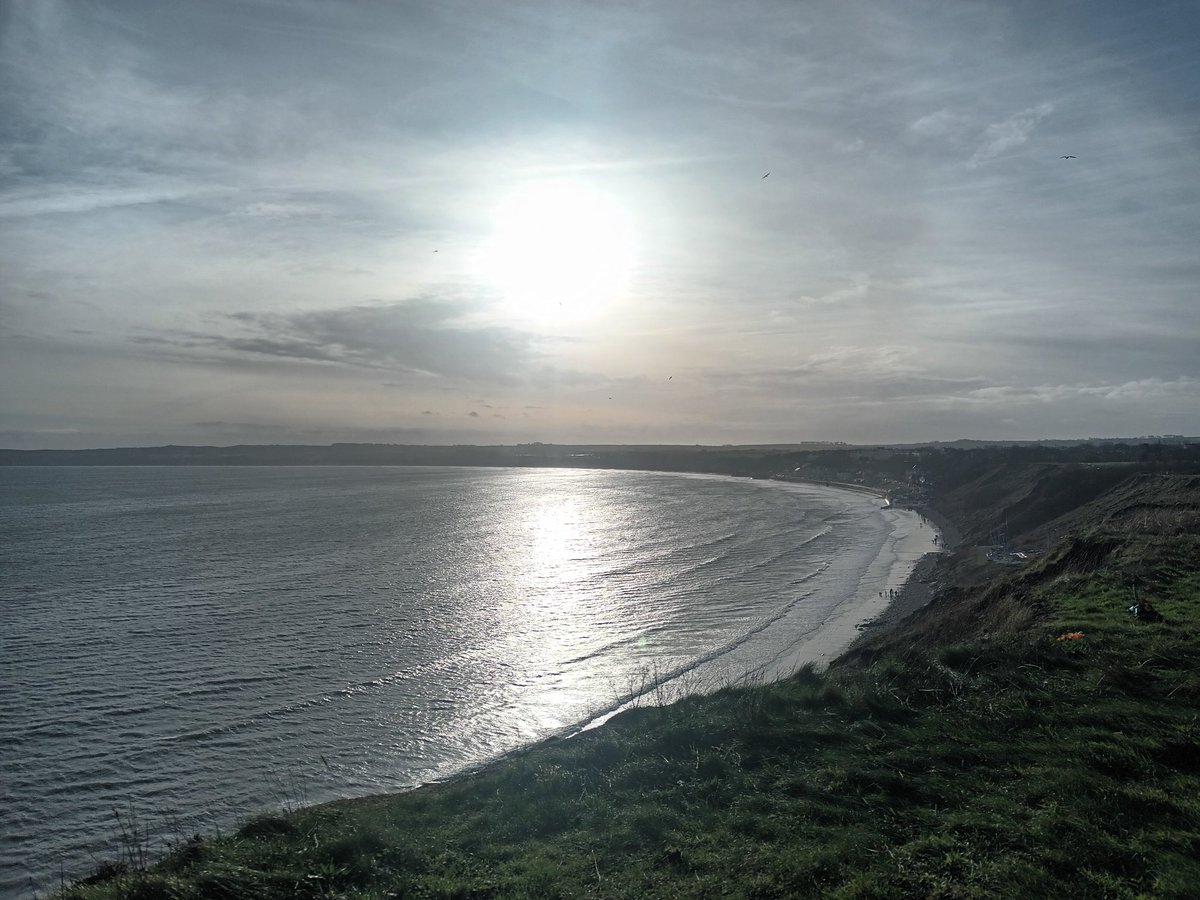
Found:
2,0 -> 1198,448
967,103 -> 1056,168
226,299 -> 543,382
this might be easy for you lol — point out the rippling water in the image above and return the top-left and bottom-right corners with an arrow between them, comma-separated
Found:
0,466 -> 916,897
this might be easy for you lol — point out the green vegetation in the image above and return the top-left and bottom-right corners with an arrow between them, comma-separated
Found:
59,520 -> 1200,898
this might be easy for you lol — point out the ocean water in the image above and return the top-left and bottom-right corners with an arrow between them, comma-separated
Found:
0,466 -> 921,897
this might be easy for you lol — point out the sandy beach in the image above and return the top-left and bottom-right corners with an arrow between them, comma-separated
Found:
837,504 -> 955,658
755,503 -> 943,678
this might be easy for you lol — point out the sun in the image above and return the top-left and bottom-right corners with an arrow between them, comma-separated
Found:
478,181 -> 634,322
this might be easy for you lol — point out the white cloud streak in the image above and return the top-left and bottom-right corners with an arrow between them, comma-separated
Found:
967,102 -> 1056,167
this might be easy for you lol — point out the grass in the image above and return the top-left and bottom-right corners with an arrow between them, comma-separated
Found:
57,534 -> 1200,898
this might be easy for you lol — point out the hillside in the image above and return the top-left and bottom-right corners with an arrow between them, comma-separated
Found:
840,472 -> 1200,660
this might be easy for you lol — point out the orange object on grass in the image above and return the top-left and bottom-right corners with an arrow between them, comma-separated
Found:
1057,631 -> 1084,641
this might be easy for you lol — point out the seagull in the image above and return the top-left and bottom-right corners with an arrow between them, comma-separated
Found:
1060,155 -> 1076,159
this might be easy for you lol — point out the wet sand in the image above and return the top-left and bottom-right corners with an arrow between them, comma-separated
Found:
764,505 -> 943,675
842,552 -> 941,652
838,502 -> 955,657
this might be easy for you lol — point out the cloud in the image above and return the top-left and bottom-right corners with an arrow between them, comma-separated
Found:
793,273 -> 872,306
231,201 -> 333,220
902,376 -> 1200,412
189,420 -> 308,434
708,345 -> 926,387
256,300 -> 540,381
908,109 -> 969,140
1093,377 -> 1200,402
135,297 -> 555,383
223,336 -> 347,365
467,410 -> 479,417
0,181 -> 207,220
968,102 -> 1054,167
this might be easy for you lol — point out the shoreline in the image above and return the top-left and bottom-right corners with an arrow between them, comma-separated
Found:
840,503 -> 952,656
842,549 -> 943,655
577,482 -> 939,730
313,493 -> 948,820
40,475 -> 949,894
773,478 -> 955,657
782,505 -> 943,671
320,481 -> 945,798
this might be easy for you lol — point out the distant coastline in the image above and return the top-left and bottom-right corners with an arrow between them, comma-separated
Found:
4,436 -> 1198,468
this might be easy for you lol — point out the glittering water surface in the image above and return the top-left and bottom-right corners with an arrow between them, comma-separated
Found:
0,466 -> 905,896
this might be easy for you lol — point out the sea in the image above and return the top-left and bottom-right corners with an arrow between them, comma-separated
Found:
0,465 -> 930,897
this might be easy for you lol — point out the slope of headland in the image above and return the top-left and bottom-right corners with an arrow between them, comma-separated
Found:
49,442 -> 1200,898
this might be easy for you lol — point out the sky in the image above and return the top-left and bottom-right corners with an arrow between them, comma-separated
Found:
2,0 -> 1198,449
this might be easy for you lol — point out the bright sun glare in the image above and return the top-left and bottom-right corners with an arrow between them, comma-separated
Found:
479,181 -> 634,322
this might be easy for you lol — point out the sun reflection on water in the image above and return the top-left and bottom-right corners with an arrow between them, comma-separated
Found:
491,487 -> 630,732
522,495 -> 595,589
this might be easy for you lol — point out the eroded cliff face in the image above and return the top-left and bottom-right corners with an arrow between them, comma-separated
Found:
838,472 -> 1200,665
927,462 -> 1134,546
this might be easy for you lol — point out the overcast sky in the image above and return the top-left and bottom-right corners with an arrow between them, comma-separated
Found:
2,0 -> 1198,449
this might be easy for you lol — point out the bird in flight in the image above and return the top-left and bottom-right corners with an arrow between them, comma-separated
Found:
1060,155 -> 1076,159
761,172 -> 770,179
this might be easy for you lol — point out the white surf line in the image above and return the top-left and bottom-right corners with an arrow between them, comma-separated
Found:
764,505 -> 941,676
